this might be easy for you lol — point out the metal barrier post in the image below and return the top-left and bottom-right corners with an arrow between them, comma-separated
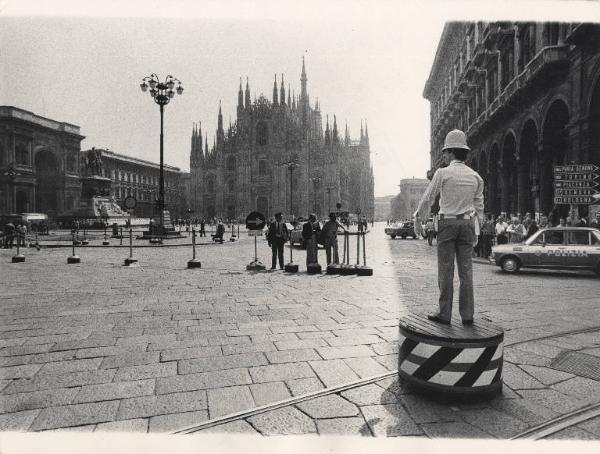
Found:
187,228 -> 201,268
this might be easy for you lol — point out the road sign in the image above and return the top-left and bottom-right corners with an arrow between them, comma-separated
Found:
124,196 -> 137,210
553,163 -> 600,205
553,180 -> 599,189
554,188 -> 600,196
247,230 -> 263,236
245,211 -> 266,230
554,164 -> 599,173
554,196 -> 597,204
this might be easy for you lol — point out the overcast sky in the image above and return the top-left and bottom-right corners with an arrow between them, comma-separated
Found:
1,0 -> 595,197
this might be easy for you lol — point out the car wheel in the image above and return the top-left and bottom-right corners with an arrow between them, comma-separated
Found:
401,234 -> 407,239
500,256 -> 520,273
390,234 -> 396,239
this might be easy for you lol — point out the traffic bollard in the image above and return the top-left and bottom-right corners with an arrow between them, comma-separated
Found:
187,228 -> 201,268
230,224 -> 236,242
67,233 -> 81,264
284,237 -> 298,273
123,227 -> 138,266
12,233 -> 25,263
356,231 -> 373,276
102,225 -> 110,246
120,227 -> 123,246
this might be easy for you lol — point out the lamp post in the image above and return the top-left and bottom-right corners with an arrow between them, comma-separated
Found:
310,176 -> 321,216
280,155 -> 300,221
325,183 -> 336,214
140,74 -> 184,234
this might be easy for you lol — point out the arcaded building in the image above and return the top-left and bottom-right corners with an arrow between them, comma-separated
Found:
0,106 -> 85,217
424,22 -> 600,219
189,59 -> 375,221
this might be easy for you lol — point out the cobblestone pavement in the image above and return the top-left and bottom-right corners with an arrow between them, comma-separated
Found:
0,223 -> 599,439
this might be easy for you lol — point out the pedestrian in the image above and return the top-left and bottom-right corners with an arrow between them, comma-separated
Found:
321,212 -> 342,264
559,217 -> 567,228
200,219 -> 206,237
590,213 -> 600,229
425,218 -> 435,245
17,222 -> 27,247
539,215 -> 549,229
506,217 -> 526,243
266,212 -> 288,270
480,214 -> 495,259
302,213 -> 321,268
495,216 -> 509,245
525,218 -> 538,239
4,222 -> 15,249
414,129 -> 484,326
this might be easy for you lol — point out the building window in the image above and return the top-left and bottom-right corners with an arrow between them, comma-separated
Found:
226,156 -> 236,171
500,46 -> 514,89
15,142 -> 29,166
258,160 -> 267,176
544,23 -> 559,46
256,121 -> 268,146
487,64 -> 498,104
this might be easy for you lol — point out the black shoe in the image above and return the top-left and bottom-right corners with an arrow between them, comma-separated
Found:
270,267 -> 276,270
427,314 -> 450,325
462,319 -> 474,326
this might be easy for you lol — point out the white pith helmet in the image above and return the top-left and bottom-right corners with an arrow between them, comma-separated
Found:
442,129 -> 470,151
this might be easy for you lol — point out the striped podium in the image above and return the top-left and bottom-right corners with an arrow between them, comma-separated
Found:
398,313 -> 504,397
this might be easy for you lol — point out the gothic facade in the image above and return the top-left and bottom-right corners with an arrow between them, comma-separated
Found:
189,59 -> 374,221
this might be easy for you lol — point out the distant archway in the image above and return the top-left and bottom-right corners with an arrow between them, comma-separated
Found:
35,150 -> 60,215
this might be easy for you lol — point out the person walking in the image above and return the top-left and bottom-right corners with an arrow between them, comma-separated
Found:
480,214 -> 495,259
200,219 -> 206,237
414,129 -> 484,326
302,213 -> 321,268
424,218 -> 435,245
266,212 -> 288,270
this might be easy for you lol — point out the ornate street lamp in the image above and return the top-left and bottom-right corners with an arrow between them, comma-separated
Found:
310,176 -> 321,216
140,74 -> 183,233
280,155 -> 300,220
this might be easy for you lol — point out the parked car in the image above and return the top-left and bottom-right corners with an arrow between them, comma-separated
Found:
385,221 -> 417,239
289,221 -> 326,248
491,227 -> 600,276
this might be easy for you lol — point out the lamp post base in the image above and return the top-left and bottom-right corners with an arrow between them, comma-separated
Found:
284,262 -> 298,273
124,257 -> 138,266
187,259 -> 202,269
67,255 -> 81,264
356,265 -> 373,276
326,263 -> 342,275
307,263 -> 322,274
12,254 -> 25,263
246,260 -> 266,271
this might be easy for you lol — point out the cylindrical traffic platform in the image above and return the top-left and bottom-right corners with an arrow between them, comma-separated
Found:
398,313 -> 503,397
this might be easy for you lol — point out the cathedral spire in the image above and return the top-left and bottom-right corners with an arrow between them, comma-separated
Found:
292,89 -> 296,110
344,121 -> 350,146
325,114 -> 331,146
332,115 -> 339,145
217,100 -> 223,132
272,74 -> 279,106
238,77 -> 243,111
205,134 -> 208,156
364,120 -> 369,146
287,84 -> 291,106
245,77 -> 251,108
280,74 -> 286,105
360,120 -> 364,142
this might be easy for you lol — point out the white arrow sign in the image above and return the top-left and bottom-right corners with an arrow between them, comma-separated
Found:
246,219 -> 264,226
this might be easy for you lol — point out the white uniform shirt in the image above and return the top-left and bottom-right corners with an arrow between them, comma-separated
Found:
415,160 -> 484,220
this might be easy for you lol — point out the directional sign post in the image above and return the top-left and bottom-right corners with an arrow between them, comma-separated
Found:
553,164 -> 600,206
245,211 -> 266,271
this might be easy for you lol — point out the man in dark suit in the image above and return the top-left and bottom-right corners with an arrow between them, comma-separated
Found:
267,212 -> 288,270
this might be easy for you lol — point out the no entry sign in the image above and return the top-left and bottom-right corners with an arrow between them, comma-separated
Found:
245,211 -> 266,230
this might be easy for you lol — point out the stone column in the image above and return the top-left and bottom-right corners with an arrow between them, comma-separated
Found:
517,160 -> 529,215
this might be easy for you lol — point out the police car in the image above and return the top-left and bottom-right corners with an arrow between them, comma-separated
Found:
491,227 -> 600,276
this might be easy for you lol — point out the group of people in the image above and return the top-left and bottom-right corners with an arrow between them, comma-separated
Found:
2,222 -> 29,248
417,210 -> 600,259
266,212 -> 344,270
